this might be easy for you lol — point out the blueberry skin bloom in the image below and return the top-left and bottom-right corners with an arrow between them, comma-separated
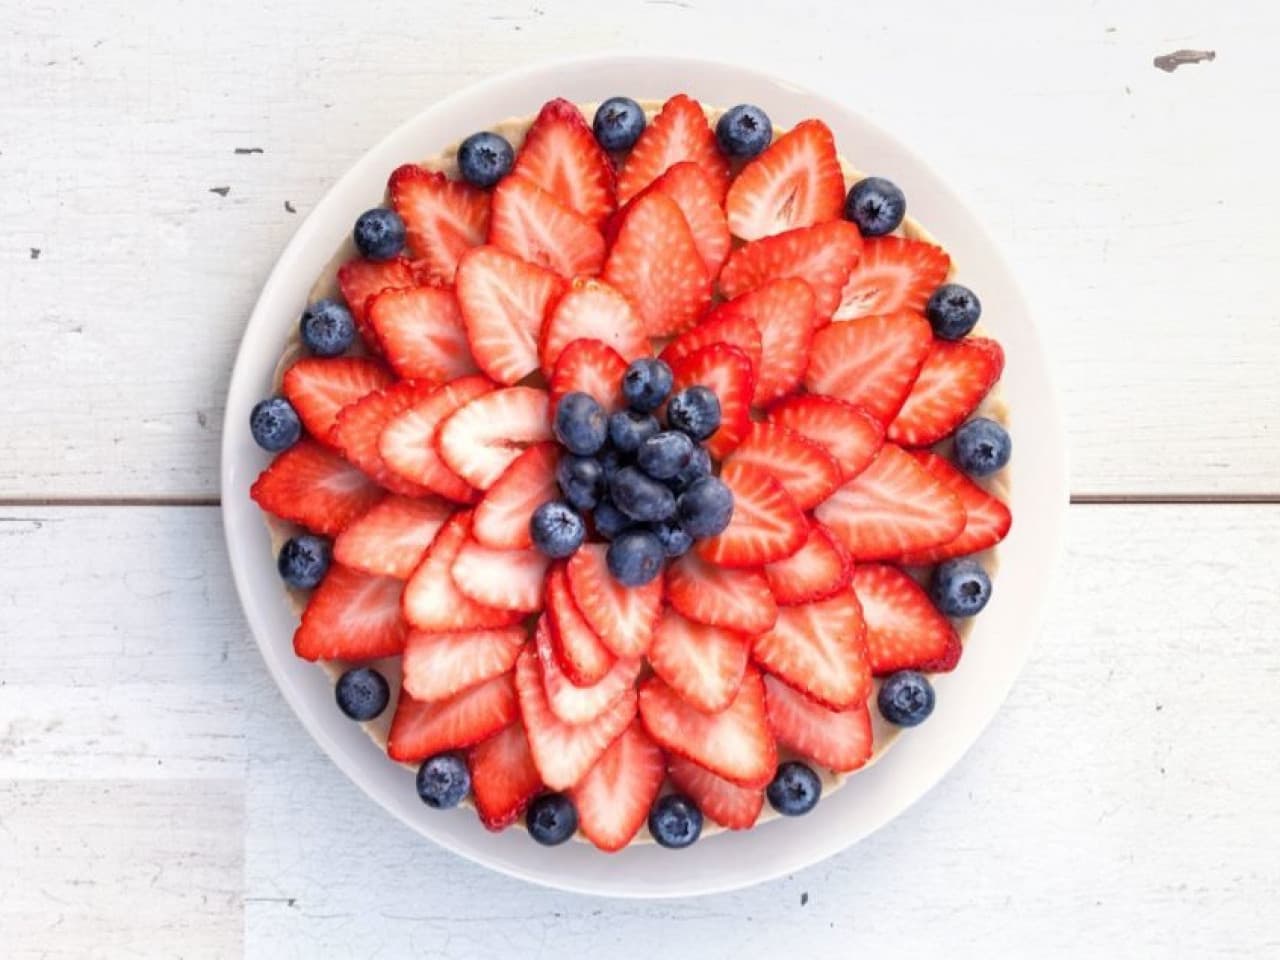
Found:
676,476 -> 734,539
556,455 -> 605,512
249,396 -> 302,452
666,386 -> 721,441
606,529 -> 666,586
931,558 -> 992,617
527,793 -> 578,846
622,358 -> 674,413
352,207 -> 406,261
277,534 -> 331,589
637,431 -> 696,481
953,417 -> 1011,477
554,392 -> 608,456
844,177 -> 906,237
299,298 -> 356,357
716,104 -> 773,158
766,762 -> 822,816
457,131 -> 515,189
593,97 -> 646,151
877,670 -> 936,727
530,501 -> 586,559
925,283 -> 982,340
610,466 -> 677,523
608,410 -> 661,455
648,793 -> 703,849
416,753 -> 470,809
335,667 -> 391,722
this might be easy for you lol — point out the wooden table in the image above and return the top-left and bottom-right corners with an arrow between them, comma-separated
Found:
3,1 -> 1277,956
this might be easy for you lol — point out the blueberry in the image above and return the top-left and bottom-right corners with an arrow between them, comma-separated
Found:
555,455 -> 604,511
931,558 -> 992,617
766,762 -> 822,816
335,667 -> 390,721
597,445 -> 626,483
249,396 -> 302,452
953,417 -> 1011,477
926,283 -> 982,340
648,793 -> 703,848
844,177 -> 906,237
715,104 -> 773,158
648,519 -> 693,558
457,131 -> 515,189
554,392 -> 608,455
592,498 -> 632,540
637,431 -> 695,480
622,358 -> 674,413
610,466 -> 676,522
416,753 -> 470,809
530,501 -> 586,559
666,386 -> 721,440
668,445 -> 712,493
298,298 -> 357,357
352,207 -> 406,261
677,476 -> 734,539
527,793 -> 578,845
277,534 -> 331,589
877,670 -> 935,727
593,96 -> 647,151
608,410 -> 661,454
607,529 -> 666,586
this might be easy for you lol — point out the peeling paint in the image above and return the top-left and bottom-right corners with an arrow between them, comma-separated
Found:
1154,49 -> 1216,72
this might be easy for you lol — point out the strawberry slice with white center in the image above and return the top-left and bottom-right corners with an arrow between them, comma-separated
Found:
401,513 -> 524,632
667,755 -> 763,831
815,444 -> 966,561
616,94 -> 731,203
751,588 -> 871,710
456,244 -> 565,386
887,338 -> 1006,446
916,628 -> 963,674
534,616 -> 640,725
332,494 -> 453,579
725,119 -> 845,241
250,439 -> 383,536
388,164 -> 489,284
330,380 -> 439,497
612,161 -> 732,277
898,451 -> 1012,565
724,422 -> 842,511
666,551 -> 778,635
764,523 -> 853,606
660,305 -> 763,379
851,564 -> 958,674
565,543 -> 662,658
281,356 -> 392,445
767,395 -> 885,482
804,310 -> 934,425
762,673 -> 873,773
697,461 -> 807,568
719,220 -> 863,321
510,98 -> 616,228
337,256 -> 419,334
366,285 -> 480,383
378,375 -> 493,503
545,564 -> 615,686
668,342 -> 755,459
469,721 -> 543,831
489,174 -> 606,279
472,441 -> 560,550
548,338 -> 628,415
387,672 -> 518,763
514,647 -> 637,791
833,236 -> 951,322
603,189 -> 711,337
571,720 -> 666,852
292,563 -> 406,661
648,607 -> 751,714
638,667 -> 777,789
401,626 -> 526,702
708,278 -> 816,406
451,538 -> 549,613
539,278 -> 649,374
437,386 -> 551,490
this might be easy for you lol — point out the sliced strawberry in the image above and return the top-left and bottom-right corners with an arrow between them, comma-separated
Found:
667,755 -> 763,830
451,538 -> 549,613
616,94 -> 731,203
250,439 -> 382,536
833,236 -> 950,322
472,442 -> 560,550
455,245 -> 564,385
336,256 -> 418,333
332,494 -> 452,579
767,395 -> 884,482
638,668 -> 777,788
489,174 -> 606,279
469,722 -> 543,831
367,285 -> 479,383
330,380 -> 439,497
888,338 -> 1005,446
851,564 -> 957,674
719,220 -> 863,320
534,616 -> 640,725
763,523 -> 852,605
708,279 -> 816,406
378,375 -> 492,502
668,343 -> 755,459
660,305 -> 763,379
571,720 -> 666,852
388,164 -> 489,284
292,563 -> 406,661
697,461 -> 807,568
539,278 -> 649,373
401,513 -> 525,632
565,543 -> 662,658
619,161 -> 731,276
762,673 -> 873,772
281,356 -> 392,444
804,310 -> 932,425
401,626 -> 526,702
725,422 -> 841,511
548,338 -> 628,415
898,451 -> 1012,564
387,672 -> 518,762
666,551 -> 778,635
751,588 -> 870,709
916,628 -> 963,673
437,386 -> 551,490
815,444 -> 966,561
545,564 -> 614,686
603,190 -> 711,337
725,119 -> 844,241
510,98 -> 616,227
648,607 -> 751,714
514,647 -> 637,791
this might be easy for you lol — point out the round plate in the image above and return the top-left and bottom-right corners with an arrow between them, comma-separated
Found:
221,54 -> 1068,899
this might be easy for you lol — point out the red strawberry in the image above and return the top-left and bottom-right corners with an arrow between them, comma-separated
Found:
387,672 -> 518,762
709,279 -> 816,405
472,442 -> 560,550
888,338 -> 1005,446
565,543 -> 662,658
815,444 -> 966,560
648,607 -> 751,714
572,721 -> 666,852
751,588 -> 870,709
456,245 -> 565,385
388,164 -> 489,283
667,755 -> 763,830
534,616 -> 640,725
762,673 -> 873,772
719,220 -> 863,320
337,256 -> 418,332
401,513 -> 525,632
725,422 -> 841,511
616,94 -> 731,203
898,451 -> 1012,564
451,538 -> 549,613
767,395 -> 885,482
401,626 -> 525,703
917,628 -> 963,673
764,523 -> 852,605
515,647 -> 637,791
366,285 -> 479,383
539,278 -> 649,373
660,305 -> 763,380
281,356 -> 392,444
332,494 -> 453,579
666,551 -> 778,635
378,375 -> 492,502
725,119 -> 844,241
545,564 -> 614,686
469,722 -> 543,831
548,338 -> 628,415
510,98 -> 616,227
851,564 -> 958,674
250,440 -> 382,536
437,386 -> 552,490
668,343 -> 755,459
489,174 -> 606,279
697,461 -> 807,568
833,236 -> 950,322
804,310 -> 933,425
603,190 -> 711,337
330,380 -> 439,497
638,668 -> 777,788
293,563 -> 406,661
618,161 -> 731,276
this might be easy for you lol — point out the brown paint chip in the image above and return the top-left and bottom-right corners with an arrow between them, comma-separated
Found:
1153,49 -> 1216,73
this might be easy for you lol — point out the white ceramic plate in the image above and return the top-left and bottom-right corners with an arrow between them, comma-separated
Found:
221,54 -> 1068,899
